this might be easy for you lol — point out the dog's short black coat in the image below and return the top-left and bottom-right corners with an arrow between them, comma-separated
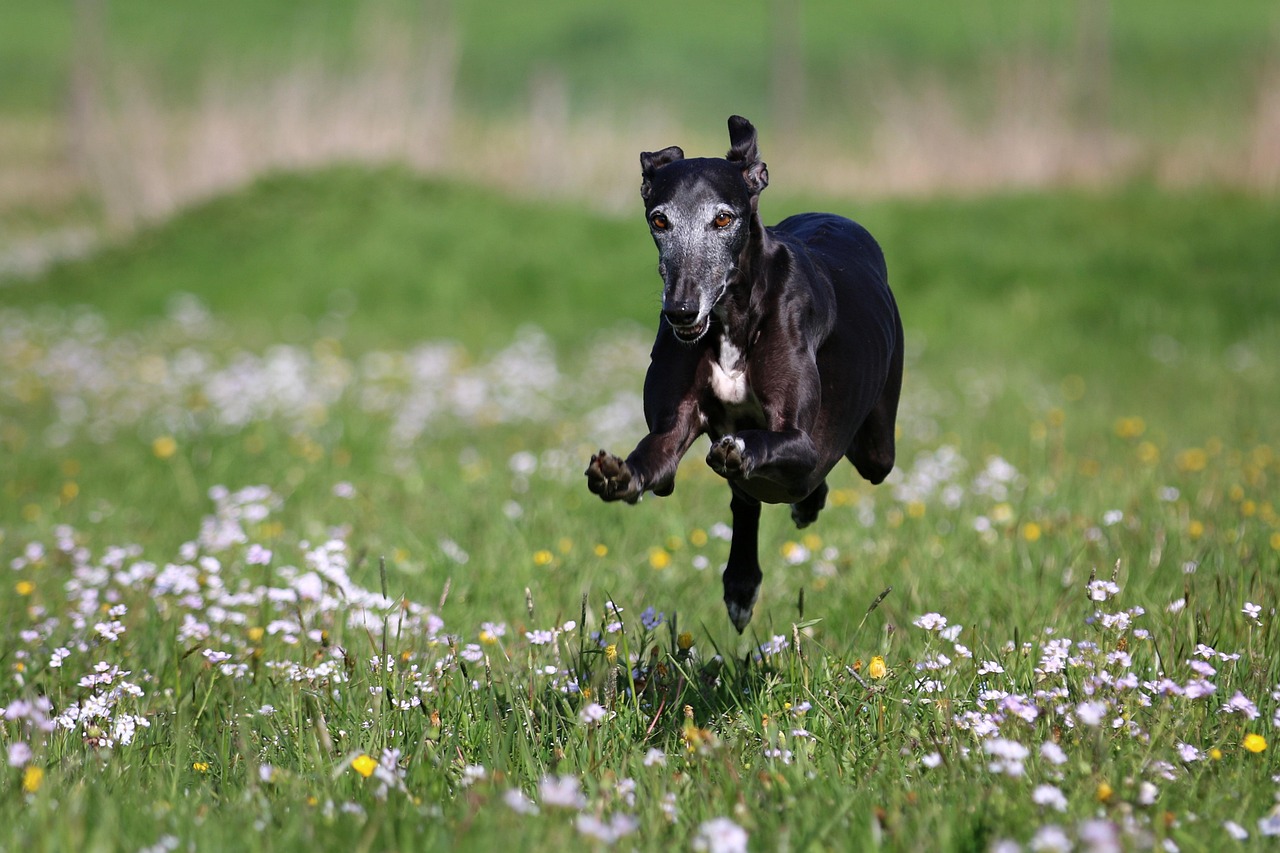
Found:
586,116 -> 903,631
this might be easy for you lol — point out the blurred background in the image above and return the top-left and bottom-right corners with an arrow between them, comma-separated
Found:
3,0 -> 1279,253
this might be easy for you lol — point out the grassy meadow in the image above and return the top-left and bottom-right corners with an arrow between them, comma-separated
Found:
2,168 -> 1279,850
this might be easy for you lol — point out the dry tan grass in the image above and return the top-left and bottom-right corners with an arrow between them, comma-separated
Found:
2,47 -> 1278,235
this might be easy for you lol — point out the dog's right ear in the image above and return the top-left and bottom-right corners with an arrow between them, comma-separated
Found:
640,146 -> 684,201
726,115 -> 768,198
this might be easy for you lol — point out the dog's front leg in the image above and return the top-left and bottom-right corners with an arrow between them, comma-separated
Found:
586,428 -> 692,504
587,342 -> 704,503
706,351 -> 827,501
707,428 -> 827,503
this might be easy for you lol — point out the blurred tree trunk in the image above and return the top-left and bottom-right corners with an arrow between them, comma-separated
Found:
770,0 -> 804,142
69,0 -> 106,182
1075,0 -> 1111,135
419,0 -> 458,169
529,68 -> 570,192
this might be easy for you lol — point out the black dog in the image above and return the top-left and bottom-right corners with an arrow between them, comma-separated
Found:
586,116 -> 903,631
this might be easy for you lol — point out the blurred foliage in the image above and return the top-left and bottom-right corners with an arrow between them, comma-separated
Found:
2,0 -> 1278,135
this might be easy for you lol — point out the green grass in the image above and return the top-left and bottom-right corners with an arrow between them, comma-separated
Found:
1,173 -> 1279,849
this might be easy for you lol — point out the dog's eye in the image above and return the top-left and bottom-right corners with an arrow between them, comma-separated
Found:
713,212 -> 734,229
650,213 -> 669,231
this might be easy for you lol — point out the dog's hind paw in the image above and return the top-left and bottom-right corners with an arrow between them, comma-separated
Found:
585,450 -> 639,502
706,435 -> 750,480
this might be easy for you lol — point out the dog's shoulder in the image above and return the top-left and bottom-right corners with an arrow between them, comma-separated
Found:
772,213 -> 878,256
771,212 -> 887,286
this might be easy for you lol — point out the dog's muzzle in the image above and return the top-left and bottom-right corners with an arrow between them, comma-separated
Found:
662,302 -> 709,342
662,284 -> 727,342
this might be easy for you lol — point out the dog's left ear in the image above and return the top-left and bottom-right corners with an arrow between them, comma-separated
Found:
640,146 -> 685,201
726,115 -> 768,197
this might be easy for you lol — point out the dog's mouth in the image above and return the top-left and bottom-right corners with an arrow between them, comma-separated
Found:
665,283 -> 728,343
671,315 -> 711,342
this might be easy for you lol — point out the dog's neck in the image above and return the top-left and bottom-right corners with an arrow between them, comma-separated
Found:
714,213 -> 773,352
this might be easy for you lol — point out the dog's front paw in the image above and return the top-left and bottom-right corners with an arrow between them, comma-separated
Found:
586,450 -> 639,502
707,435 -> 750,480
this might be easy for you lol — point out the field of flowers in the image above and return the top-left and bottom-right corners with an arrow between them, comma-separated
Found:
2,183 -> 1279,850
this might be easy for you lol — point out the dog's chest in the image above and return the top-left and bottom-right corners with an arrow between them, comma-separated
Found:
709,336 -> 751,405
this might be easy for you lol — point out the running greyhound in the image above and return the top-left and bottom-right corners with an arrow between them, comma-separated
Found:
585,115 -> 904,631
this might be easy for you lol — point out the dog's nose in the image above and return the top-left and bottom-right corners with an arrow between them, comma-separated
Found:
662,302 -> 700,328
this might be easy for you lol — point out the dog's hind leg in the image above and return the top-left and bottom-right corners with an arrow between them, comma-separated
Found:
790,479 -> 828,529
847,338 -> 903,485
722,486 -> 763,633
847,403 -> 896,485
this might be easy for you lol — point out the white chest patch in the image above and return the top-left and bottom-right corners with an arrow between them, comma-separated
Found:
710,336 -> 750,404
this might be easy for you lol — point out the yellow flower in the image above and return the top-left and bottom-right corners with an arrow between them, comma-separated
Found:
1209,748 -> 1223,761
593,543 -> 608,557
152,435 -> 178,459
1095,782 -> 1113,803
604,644 -> 618,664
1187,520 -> 1205,540
1243,734 -> 1268,754
1021,521 -> 1042,543
1113,416 -> 1146,439
1137,441 -> 1160,464
677,632 -> 693,651
247,626 -> 264,643
648,547 -> 671,570
532,549 -> 554,567
351,754 -> 378,778
1176,448 -> 1208,472
830,488 -> 858,507
868,656 -> 888,679
15,580 -> 34,596
192,761 -> 210,773
689,528 -> 708,547
22,765 -> 43,793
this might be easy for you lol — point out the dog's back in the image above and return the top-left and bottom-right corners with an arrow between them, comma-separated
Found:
770,212 -> 903,483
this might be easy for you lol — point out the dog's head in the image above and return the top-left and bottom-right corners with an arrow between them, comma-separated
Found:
639,116 -> 769,343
